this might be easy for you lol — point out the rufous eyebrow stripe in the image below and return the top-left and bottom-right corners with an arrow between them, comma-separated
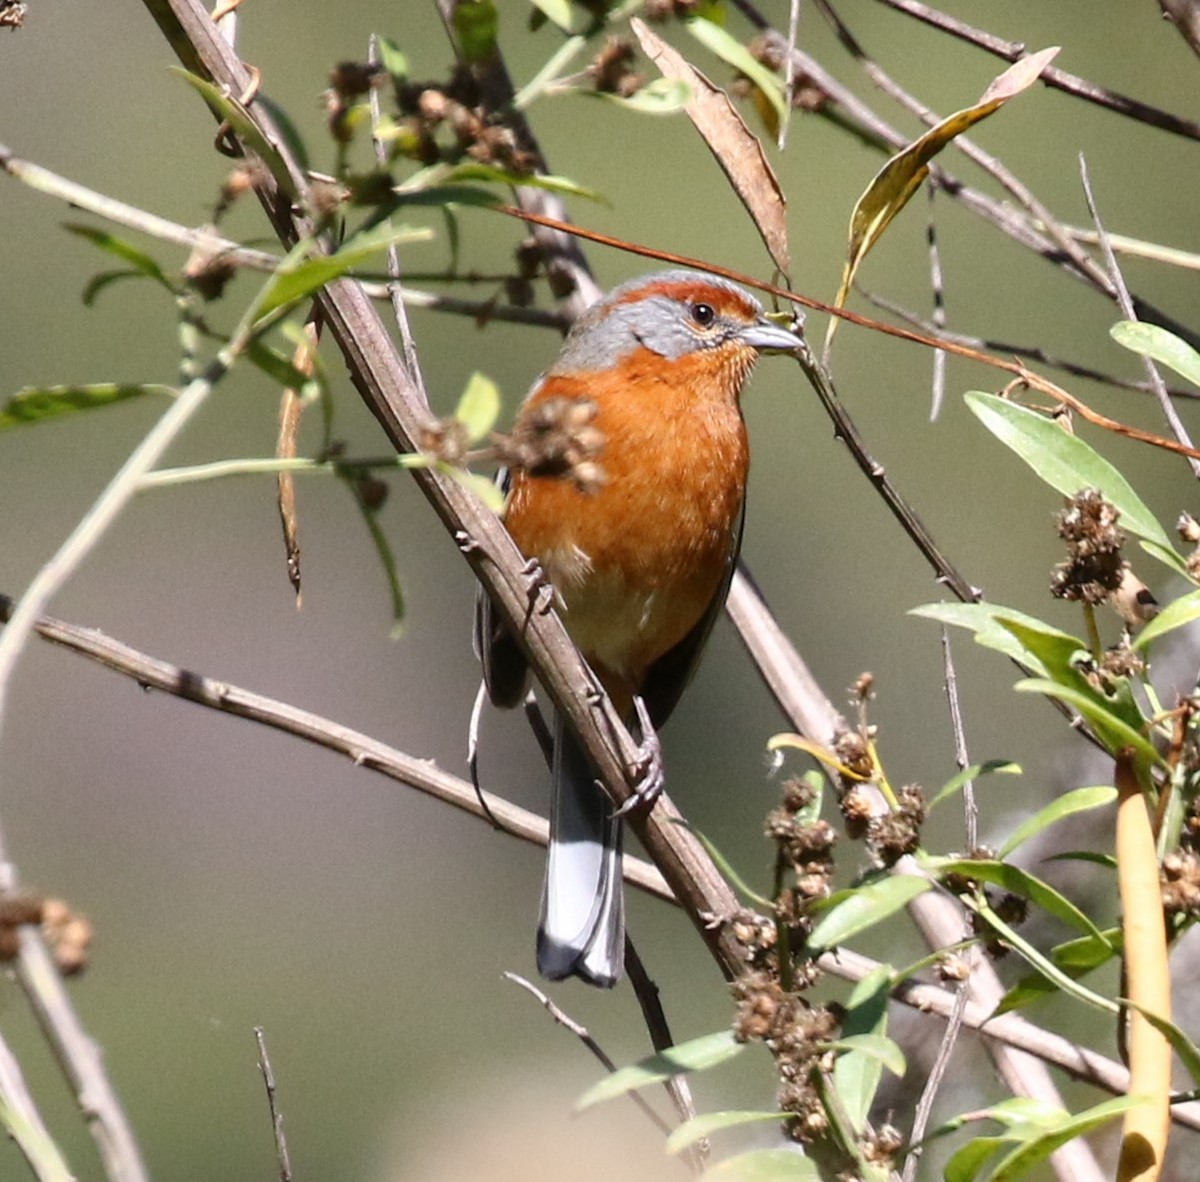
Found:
611,278 -> 759,321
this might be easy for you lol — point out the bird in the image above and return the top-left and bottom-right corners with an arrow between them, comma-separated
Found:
475,269 -> 802,987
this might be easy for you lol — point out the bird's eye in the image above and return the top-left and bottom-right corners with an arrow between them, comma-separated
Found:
691,302 -> 716,328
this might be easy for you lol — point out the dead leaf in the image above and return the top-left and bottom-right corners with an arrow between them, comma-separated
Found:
826,46 -> 1059,354
276,315 -> 322,607
633,17 -> 790,277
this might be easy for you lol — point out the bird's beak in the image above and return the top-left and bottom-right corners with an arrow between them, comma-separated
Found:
739,316 -> 804,354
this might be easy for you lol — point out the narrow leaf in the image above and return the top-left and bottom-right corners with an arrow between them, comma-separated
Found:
944,1136 -> 1007,1182
633,18 -> 789,275
987,1096 -> 1144,1182
1122,999 -> 1200,1089
588,77 -> 693,114
64,224 -> 170,285
1111,320 -> 1200,390
528,0 -> 574,32
666,1110 -> 781,1155
834,966 -> 893,1133
909,602 -> 1058,673
255,223 -> 432,321
806,875 -> 929,952
1014,679 -> 1161,767
443,466 -> 506,514
683,16 -> 788,128
828,49 -> 1058,348
827,1034 -> 905,1077
702,1148 -> 818,1180
929,760 -> 1021,809
577,1031 -> 745,1109
172,69 -> 298,201
454,372 -> 501,443
0,384 -> 170,431
997,786 -> 1116,859
931,857 -> 1112,946
1134,587 -> 1200,650
964,391 -> 1174,551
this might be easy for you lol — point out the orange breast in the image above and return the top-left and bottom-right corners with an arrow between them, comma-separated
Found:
504,343 -> 751,704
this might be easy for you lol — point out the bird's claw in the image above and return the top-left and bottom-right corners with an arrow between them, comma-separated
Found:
614,695 -> 664,817
519,558 -> 556,618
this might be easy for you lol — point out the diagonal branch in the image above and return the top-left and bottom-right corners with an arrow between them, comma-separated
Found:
6,593 -> 1200,1133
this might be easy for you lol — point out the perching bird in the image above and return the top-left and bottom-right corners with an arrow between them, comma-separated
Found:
476,270 -> 802,987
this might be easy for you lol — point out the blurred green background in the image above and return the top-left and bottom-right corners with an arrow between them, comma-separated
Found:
2,2 -> 1199,1178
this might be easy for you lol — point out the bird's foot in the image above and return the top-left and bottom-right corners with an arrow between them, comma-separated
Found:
614,695 -> 664,817
519,558 -> 556,618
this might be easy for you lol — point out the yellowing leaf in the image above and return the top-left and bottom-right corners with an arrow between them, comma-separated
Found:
826,47 -> 1059,353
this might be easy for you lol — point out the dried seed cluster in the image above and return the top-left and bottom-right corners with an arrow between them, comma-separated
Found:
0,895 -> 92,975
731,971 -> 841,1145
496,395 -> 606,494
1050,489 -> 1125,605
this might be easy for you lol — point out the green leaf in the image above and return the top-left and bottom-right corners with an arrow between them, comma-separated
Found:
806,875 -> 929,953
586,77 -> 693,114
833,966 -> 892,1133
929,760 -> 1021,809
0,383 -> 171,431
1122,998 -> 1200,1088
702,1148 -> 819,1180
930,857 -> 1112,946
944,1136 -> 1007,1182
668,819 -> 771,908
64,224 -> 171,286
172,69 -> 299,202
909,602 -> 1060,674
827,1033 -> 905,1077
684,16 -> 787,127
995,926 -> 1124,1016
345,475 -> 405,637
243,338 -> 316,391
254,222 -> 433,321
577,1031 -> 745,1109
426,161 -> 607,205
453,0 -> 499,62
986,1095 -> 1144,1182
1014,679 -> 1161,767
1111,320 -> 1200,390
454,372 -> 501,443
528,0 -> 574,31
971,898 -> 1118,1014
666,1110 -> 781,1155
964,391 -> 1175,552
1134,587 -> 1200,650
441,465 -> 506,514
375,36 -> 409,88
997,786 -> 1117,859
80,269 -> 157,307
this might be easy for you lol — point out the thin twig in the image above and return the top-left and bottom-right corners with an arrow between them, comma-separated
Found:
720,7 -> 1200,353
503,972 -> 674,1137
941,628 -> 977,852
624,939 -> 705,1175
254,1027 -> 293,1182
873,0 -> 1200,141
924,189 -> 948,422
1078,154 -> 1200,481
900,628 -> 975,1180
815,0 -> 1110,295
856,285 -> 1200,400
0,1024 -> 74,1182
4,594 -> 1197,1128
900,987 -> 967,1182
